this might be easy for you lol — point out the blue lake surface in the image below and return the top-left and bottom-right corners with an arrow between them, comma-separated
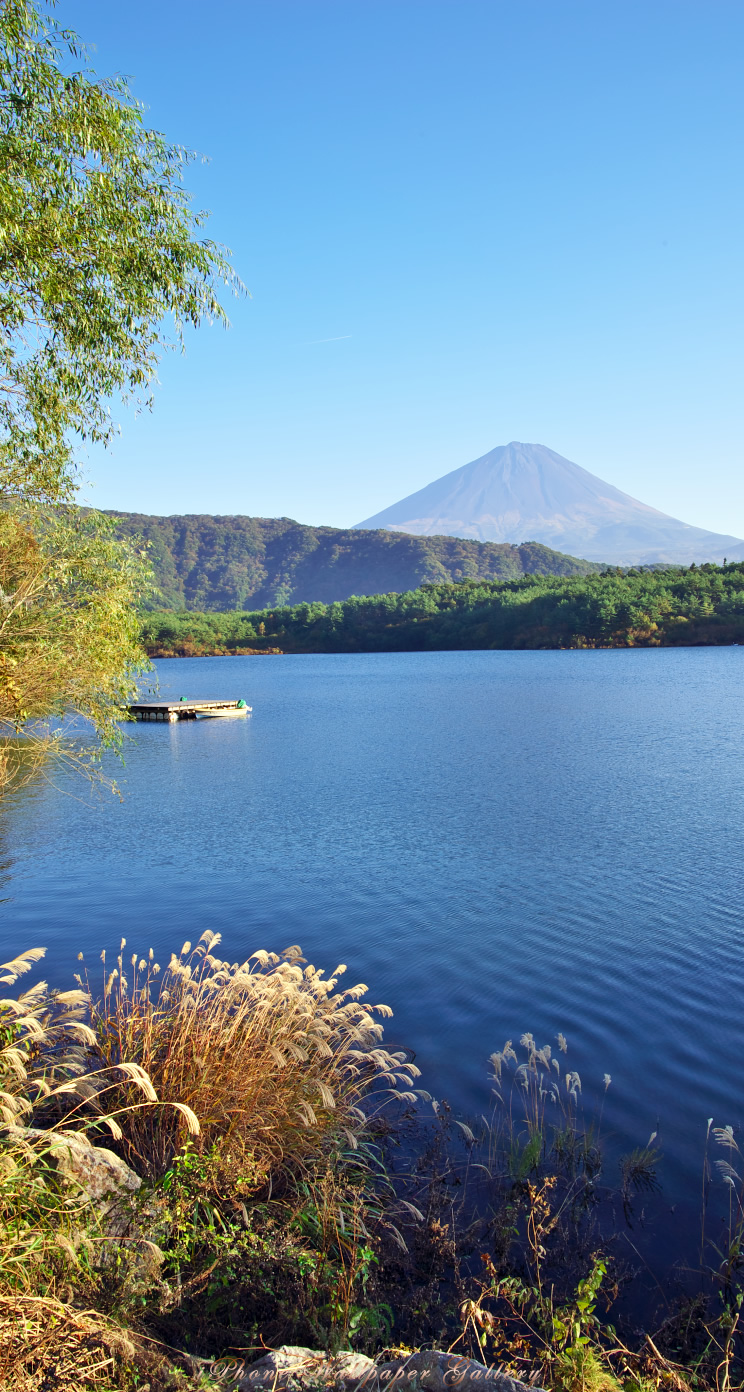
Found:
2,647 -> 744,1215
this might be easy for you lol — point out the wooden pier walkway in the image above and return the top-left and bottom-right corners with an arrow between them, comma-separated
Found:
128,699 -> 251,722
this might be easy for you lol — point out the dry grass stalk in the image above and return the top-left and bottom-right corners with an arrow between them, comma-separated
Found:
0,946 -> 196,1138
91,932 -> 427,1180
0,1293 -> 200,1391
0,1295 -> 124,1390
1,947 -> 96,1102
0,947 -> 199,1292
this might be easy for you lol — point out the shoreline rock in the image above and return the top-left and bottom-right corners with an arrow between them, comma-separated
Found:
6,1126 -> 141,1201
232,1345 -> 540,1392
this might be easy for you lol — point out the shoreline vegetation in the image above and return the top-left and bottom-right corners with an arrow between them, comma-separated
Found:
4,936 -> 744,1392
141,562 -> 744,657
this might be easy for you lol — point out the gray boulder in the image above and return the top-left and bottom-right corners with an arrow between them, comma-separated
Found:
237,1348 -> 374,1388
373,1351 -> 536,1392
49,1133 -> 141,1201
6,1126 -> 141,1201
235,1346 -> 538,1392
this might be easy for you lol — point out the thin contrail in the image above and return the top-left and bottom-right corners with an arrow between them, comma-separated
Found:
306,334 -> 352,344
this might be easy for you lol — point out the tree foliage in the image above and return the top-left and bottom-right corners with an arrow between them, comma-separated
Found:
0,0 -> 237,786
0,0 -> 238,504
0,507 -> 151,782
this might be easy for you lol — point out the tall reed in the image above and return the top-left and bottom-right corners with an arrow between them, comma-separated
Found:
0,945 -> 200,1312
90,931 -> 427,1182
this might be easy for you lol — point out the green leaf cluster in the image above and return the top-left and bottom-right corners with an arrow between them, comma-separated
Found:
0,0 -> 238,505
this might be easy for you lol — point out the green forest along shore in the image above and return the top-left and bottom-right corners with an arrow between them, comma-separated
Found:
140,562 -> 744,656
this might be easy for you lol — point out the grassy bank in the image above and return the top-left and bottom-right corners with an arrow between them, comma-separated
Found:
4,939 -> 744,1391
140,563 -> 744,657
0,938 -> 424,1388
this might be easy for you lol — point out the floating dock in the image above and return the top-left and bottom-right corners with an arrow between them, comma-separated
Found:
128,699 -> 251,722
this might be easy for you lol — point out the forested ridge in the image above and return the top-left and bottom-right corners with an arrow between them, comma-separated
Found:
141,562 -> 744,655
110,510 -> 599,609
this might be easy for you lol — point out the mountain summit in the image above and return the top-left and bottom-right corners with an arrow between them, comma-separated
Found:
354,442 -> 744,565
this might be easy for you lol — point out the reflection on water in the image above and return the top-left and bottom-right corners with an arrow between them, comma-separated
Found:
1,647 -> 743,1218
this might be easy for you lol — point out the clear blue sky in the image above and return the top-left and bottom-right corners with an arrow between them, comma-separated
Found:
66,0 -> 744,536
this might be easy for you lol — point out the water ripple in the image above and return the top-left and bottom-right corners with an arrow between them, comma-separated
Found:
1,648 -> 744,1209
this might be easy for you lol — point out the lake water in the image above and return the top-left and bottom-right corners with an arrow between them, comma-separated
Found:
2,647 -> 744,1226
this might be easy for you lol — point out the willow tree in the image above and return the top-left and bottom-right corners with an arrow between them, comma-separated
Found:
0,507 -> 152,788
0,0 -> 240,788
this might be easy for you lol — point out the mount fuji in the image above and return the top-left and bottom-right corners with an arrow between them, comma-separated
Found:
354,442 -> 744,566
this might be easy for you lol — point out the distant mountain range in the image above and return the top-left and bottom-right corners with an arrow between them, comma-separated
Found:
110,512 -> 599,611
355,442 -> 744,566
